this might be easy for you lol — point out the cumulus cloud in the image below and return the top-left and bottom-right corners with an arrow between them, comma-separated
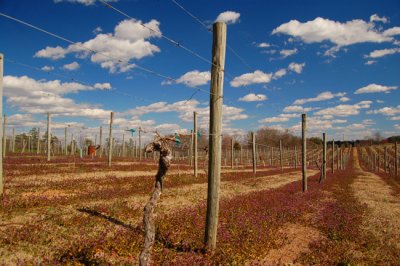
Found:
383,27 -> 400,37
339,97 -> 350,102
280,48 -> 298,58
365,60 -> 376,65
259,113 -> 298,124
124,99 -> 248,130
34,18 -> 161,73
230,70 -> 272,87
257,42 -> 271,48
314,101 -> 372,117
41,65 -> 54,71
367,105 -> 400,116
294,91 -> 346,105
354,83 -> 398,94
288,62 -> 305,73
163,70 -> 210,87
273,68 -> 287,79
215,11 -> 240,24
62,61 -> 80,71
365,48 -> 400,58
272,17 -> 396,56
238,93 -> 267,102
370,14 -> 389,24
3,75 -> 112,119
283,105 -> 317,113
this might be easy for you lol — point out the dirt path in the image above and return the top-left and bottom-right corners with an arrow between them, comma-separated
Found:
352,148 -> 400,256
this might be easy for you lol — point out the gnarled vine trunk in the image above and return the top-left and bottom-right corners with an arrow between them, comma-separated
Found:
139,135 -> 173,266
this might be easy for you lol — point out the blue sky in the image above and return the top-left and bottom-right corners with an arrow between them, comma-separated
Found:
0,0 -> 399,143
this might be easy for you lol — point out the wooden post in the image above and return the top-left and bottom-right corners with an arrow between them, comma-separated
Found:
71,134 -> 74,155
108,112 -> 114,167
194,111 -> 198,177
332,139 -> 335,174
139,127 -> 142,161
384,147 -> 387,173
204,22 -> 226,251
47,112 -> 51,161
322,133 -> 326,181
2,115 -> 5,158
99,126 -> 103,158
36,128 -> 40,154
251,132 -> 256,173
271,147 -> 273,166
122,133 -> 125,157
279,140 -> 283,172
12,128 -> 15,153
0,53 -> 3,196
294,146 -> 298,169
231,137 -> 234,169
395,142 -> 398,178
336,144 -> 339,171
64,127 -> 67,155
302,114 -> 307,192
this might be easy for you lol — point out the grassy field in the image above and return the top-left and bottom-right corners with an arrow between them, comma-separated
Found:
1,148 -> 399,265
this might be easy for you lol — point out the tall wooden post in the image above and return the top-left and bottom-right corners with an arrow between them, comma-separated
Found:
193,111 -> 198,177
336,144 -> 339,171
0,53 -> 3,196
231,137 -> 234,169
12,128 -> 15,153
204,22 -> 226,251
279,140 -> 283,172
139,127 -> 142,161
2,115 -> 6,158
252,133 -> 256,173
36,128 -> 40,154
99,126 -> 103,158
64,127 -> 67,155
271,147 -> 273,166
322,133 -> 326,180
294,146 -> 298,169
384,147 -> 387,173
122,133 -> 125,157
71,134 -> 74,155
108,112 -> 114,167
301,114 -> 307,192
332,139 -> 335,174
46,113 -> 51,161
395,142 -> 398,178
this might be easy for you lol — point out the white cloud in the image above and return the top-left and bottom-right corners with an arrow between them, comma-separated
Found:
215,11 -> 241,24
62,61 -> 80,71
288,62 -> 305,73
365,48 -> 400,58
280,48 -> 298,58
314,101 -> 372,117
35,18 -> 161,73
257,42 -> 271,48
294,91 -> 346,105
273,68 -> 287,79
3,75 -> 112,119
238,93 -> 267,102
339,97 -> 350,102
259,113 -> 298,124
41,65 -> 54,71
354,83 -> 398,94
367,105 -> 400,116
283,105 -> 317,113
35,46 -> 68,60
92,26 -> 103,34
272,17 -> 395,56
230,70 -> 272,87
365,60 -> 376,65
389,116 -> 400,121
163,70 -> 210,87
383,27 -> 400,37
370,14 -> 389,24
376,100 -> 384,103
